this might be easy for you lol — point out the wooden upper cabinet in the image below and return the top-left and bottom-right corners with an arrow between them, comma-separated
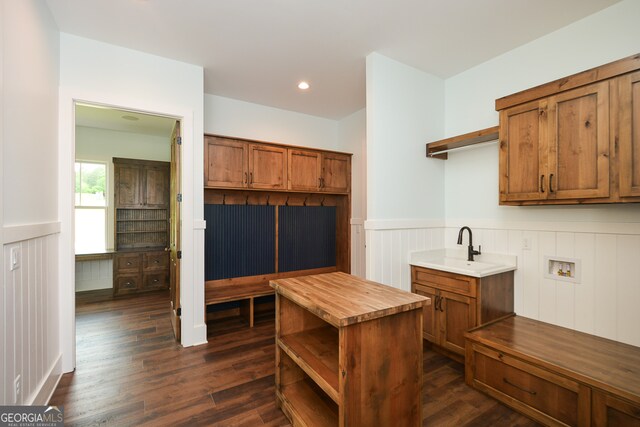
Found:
115,163 -> 142,208
288,149 -> 321,191
497,53 -> 640,205
114,159 -> 169,209
499,81 -> 610,204
499,99 -> 547,202
618,70 -> 640,198
204,136 -> 248,188
248,144 -> 287,190
321,152 -> 351,193
547,81 -> 610,200
144,165 -> 170,208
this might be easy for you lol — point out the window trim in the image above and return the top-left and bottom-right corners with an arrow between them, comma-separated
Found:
75,160 -> 109,253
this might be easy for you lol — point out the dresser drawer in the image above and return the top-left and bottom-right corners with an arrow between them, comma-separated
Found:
115,253 -> 141,272
143,251 -> 168,271
412,266 -> 476,297
143,272 -> 168,290
115,275 -> 140,295
469,343 -> 590,426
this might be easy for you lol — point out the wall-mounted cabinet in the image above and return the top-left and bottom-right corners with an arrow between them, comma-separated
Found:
114,158 -> 169,208
205,135 -> 350,194
497,53 -> 640,205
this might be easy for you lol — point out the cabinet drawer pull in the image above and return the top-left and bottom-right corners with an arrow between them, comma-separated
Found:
125,282 -> 132,286
503,378 -> 537,395
549,174 -> 554,193
154,259 -> 159,264
126,261 -> 132,266
540,175 -> 545,193
153,279 -> 159,283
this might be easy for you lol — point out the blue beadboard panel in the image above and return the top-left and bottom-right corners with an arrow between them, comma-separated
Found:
278,206 -> 336,272
204,204 -> 276,281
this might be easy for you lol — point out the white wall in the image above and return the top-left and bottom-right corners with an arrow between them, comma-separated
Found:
204,94 -> 367,277
366,53 -> 445,221
338,108 -> 366,277
58,33 -> 206,371
442,0 -> 640,346
205,94 -> 339,151
1,0 -> 62,405
365,53 -> 446,287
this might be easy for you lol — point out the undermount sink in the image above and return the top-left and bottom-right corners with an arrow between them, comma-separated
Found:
410,248 -> 517,278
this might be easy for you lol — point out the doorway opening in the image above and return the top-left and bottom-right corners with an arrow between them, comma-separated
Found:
73,102 -> 182,343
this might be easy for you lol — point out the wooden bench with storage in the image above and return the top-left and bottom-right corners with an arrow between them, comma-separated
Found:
465,315 -> 640,426
205,281 -> 275,327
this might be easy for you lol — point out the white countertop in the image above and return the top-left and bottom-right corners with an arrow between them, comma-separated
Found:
410,248 -> 517,278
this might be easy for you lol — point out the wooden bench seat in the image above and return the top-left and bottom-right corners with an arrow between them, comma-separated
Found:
465,315 -> 640,426
205,282 -> 274,328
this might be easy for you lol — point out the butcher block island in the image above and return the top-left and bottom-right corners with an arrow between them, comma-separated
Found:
270,272 -> 430,427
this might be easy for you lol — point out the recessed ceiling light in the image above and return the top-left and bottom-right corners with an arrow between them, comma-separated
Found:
122,115 -> 139,121
298,81 -> 310,90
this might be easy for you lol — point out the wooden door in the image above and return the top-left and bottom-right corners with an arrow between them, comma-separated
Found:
414,285 -> 437,343
169,121 -> 181,341
144,165 -> 169,208
439,290 -> 476,356
288,149 -> 321,191
547,81 -> 610,200
115,163 -> 141,207
204,136 -> 248,188
618,70 -> 640,198
321,152 -> 350,193
499,99 -> 548,203
248,144 -> 287,190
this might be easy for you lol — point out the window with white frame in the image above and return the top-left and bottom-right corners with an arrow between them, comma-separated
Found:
75,161 -> 107,253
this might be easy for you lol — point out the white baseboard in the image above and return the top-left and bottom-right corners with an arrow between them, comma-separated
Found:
29,354 -> 63,406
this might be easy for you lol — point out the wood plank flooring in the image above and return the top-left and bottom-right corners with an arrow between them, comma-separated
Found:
51,290 -> 538,426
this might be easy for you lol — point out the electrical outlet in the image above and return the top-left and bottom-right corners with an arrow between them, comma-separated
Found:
522,237 -> 531,251
10,246 -> 20,271
14,375 -> 21,404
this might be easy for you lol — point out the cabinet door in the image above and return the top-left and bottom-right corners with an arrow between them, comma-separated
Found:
115,164 -> 142,207
288,149 -> 321,191
593,390 -> 640,427
204,136 -> 248,188
499,99 -> 548,203
439,290 -> 476,356
547,81 -> 610,200
321,152 -> 350,193
618,70 -> 640,198
248,144 -> 287,190
144,165 -> 169,208
414,284 -> 437,343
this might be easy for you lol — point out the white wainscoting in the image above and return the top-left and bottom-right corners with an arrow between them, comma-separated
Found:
2,229 -> 61,405
444,225 -> 640,348
75,259 -> 113,291
365,222 -> 445,292
350,219 -> 366,278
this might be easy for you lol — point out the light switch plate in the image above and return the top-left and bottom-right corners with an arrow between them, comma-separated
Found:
10,246 -> 20,271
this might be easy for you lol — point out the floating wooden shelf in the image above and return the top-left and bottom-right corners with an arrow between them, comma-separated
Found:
426,126 -> 499,159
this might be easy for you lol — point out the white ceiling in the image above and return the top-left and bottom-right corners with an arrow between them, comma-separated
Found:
75,104 -> 177,137
47,0 -> 621,120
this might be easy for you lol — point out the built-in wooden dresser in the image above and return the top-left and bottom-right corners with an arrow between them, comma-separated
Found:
270,272 -> 430,426
465,315 -> 640,426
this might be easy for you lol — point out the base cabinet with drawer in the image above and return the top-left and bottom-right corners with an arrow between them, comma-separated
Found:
114,250 -> 169,296
411,266 -> 514,360
466,315 -> 640,427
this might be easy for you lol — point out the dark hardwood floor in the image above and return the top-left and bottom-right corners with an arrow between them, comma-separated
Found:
51,290 -> 538,426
